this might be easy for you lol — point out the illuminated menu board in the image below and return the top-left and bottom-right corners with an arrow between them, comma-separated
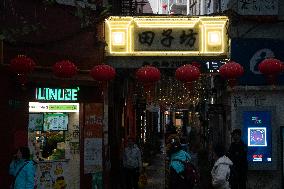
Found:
243,111 -> 272,163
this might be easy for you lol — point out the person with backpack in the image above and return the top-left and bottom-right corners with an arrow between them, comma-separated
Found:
9,146 -> 36,189
227,129 -> 248,189
211,143 -> 233,189
168,136 -> 197,189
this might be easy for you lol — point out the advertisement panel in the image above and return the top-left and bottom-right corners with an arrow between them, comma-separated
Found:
231,38 -> 284,85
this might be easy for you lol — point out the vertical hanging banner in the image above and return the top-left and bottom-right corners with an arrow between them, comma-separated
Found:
84,103 -> 103,174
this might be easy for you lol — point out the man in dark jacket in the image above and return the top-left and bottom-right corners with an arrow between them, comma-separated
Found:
227,129 -> 248,189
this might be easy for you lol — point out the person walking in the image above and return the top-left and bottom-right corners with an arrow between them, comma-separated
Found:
211,143 -> 233,189
168,136 -> 192,189
122,137 -> 142,189
9,146 -> 36,189
227,129 -> 248,189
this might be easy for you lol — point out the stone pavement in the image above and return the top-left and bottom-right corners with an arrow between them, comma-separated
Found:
144,152 -> 166,189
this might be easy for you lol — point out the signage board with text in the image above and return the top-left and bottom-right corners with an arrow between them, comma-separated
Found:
237,0 -> 278,15
29,102 -> 79,112
105,16 -> 229,57
36,87 -> 79,101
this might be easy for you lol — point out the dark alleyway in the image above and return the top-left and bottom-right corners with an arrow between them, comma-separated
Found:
144,153 -> 165,189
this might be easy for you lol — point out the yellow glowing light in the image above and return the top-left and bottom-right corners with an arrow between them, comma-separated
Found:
112,32 -> 125,45
208,31 -> 221,45
105,16 -> 229,57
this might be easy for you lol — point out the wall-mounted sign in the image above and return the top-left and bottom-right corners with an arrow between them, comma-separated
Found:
243,111 -> 272,163
237,0 -> 278,15
36,87 -> 79,101
107,56 -> 227,72
105,16 -> 229,57
231,38 -> 284,85
29,102 -> 79,112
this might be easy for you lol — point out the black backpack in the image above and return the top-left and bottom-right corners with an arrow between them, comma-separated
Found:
172,159 -> 199,187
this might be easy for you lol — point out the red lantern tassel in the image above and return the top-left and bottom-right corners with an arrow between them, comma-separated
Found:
143,83 -> 155,103
16,74 -> 28,85
266,75 -> 277,86
228,79 -> 237,88
184,82 -> 194,90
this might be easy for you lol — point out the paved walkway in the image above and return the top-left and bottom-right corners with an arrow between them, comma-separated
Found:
144,152 -> 165,189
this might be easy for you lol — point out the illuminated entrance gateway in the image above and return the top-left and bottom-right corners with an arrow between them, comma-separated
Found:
104,15 -> 230,134
105,16 -> 229,57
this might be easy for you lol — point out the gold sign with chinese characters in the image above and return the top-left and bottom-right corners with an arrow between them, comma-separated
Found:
105,16 -> 229,57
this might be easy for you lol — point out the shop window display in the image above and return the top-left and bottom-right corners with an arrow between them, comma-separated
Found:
29,113 -> 68,160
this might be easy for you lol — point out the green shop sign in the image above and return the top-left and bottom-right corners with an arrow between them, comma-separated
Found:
36,87 -> 79,101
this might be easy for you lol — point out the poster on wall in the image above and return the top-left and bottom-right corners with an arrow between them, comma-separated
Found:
36,162 -> 68,189
84,138 -> 103,173
43,113 -> 68,131
29,113 -> 43,131
84,103 -> 103,174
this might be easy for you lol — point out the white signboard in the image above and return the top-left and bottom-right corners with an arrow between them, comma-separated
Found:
29,102 -> 79,112
238,0 -> 278,15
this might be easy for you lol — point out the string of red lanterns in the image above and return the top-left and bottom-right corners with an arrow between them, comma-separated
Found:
9,56 -> 284,89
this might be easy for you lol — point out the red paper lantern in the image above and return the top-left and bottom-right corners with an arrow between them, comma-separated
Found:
136,66 -> 161,102
53,60 -> 77,78
175,64 -> 200,83
258,58 -> 282,75
136,66 -> 161,83
191,61 -> 201,71
10,55 -> 36,75
258,58 -> 282,85
90,64 -> 116,81
219,61 -> 244,87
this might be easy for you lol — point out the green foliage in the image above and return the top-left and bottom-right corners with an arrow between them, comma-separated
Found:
47,133 -> 65,146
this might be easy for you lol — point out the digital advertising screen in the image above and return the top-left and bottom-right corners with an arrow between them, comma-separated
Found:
248,127 -> 267,147
243,111 -> 272,163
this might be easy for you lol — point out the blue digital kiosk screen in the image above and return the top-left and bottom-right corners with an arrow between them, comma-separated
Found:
243,111 -> 272,163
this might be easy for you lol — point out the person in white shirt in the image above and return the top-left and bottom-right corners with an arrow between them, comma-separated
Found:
211,143 -> 233,189
123,137 -> 142,189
